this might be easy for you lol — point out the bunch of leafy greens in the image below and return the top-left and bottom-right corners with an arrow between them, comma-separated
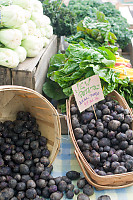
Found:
67,0 -> 133,49
106,16 -> 133,50
115,79 -> 133,109
43,43 -> 133,110
66,11 -> 118,53
98,2 -> 133,49
41,0 -> 76,36
67,0 -> 101,23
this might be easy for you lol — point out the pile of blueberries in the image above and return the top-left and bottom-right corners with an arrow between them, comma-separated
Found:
71,96 -> 133,176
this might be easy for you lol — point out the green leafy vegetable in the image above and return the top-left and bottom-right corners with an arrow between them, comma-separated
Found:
66,12 -> 117,53
43,43 -> 116,97
43,43 -> 133,108
42,79 -> 67,100
67,0 -> 133,49
41,0 -> 76,36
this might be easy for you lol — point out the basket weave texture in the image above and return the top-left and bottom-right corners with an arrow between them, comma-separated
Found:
0,85 -> 61,165
67,90 -> 133,190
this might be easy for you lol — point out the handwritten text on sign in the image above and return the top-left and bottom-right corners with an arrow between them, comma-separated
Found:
72,75 -> 104,112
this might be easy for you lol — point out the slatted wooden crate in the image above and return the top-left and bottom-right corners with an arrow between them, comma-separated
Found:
0,35 -> 57,94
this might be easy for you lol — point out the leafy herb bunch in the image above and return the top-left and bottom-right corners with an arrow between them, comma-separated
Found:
41,0 -> 76,37
68,0 -> 133,49
66,11 -> 118,53
43,43 -> 133,108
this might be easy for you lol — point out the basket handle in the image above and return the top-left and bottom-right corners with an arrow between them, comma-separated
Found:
74,150 -> 133,190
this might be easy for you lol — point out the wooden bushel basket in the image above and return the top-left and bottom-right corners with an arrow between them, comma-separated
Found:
0,85 -> 61,165
66,90 -> 133,189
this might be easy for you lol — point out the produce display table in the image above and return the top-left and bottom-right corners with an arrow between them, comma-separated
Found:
52,135 -> 133,200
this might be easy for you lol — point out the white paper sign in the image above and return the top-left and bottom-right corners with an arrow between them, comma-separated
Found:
72,75 -> 104,112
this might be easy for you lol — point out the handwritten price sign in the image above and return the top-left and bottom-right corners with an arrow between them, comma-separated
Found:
72,75 -> 104,112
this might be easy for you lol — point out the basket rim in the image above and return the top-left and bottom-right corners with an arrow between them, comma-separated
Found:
74,150 -> 133,190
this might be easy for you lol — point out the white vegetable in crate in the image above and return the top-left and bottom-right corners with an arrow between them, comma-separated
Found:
42,37 -> 50,47
40,28 -> 47,37
0,5 -> 26,28
21,35 -> 43,57
12,0 -> 33,11
43,15 -> 51,25
43,25 -> 53,39
14,46 -> 27,63
31,12 -> 50,28
0,29 -> 22,49
26,20 -> 36,35
32,0 -> 43,14
0,48 -> 19,68
17,23 -> 29,40
33,28 -> 42,38
23,9 -> 31,22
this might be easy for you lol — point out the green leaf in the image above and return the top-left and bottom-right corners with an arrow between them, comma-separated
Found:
42,79 -> 67,100
63,86 -> 73,97
98,46 -> 116,63
93,65 -> 115,83
50,54 -> 66,66
47,54 -> 66,77
96,11 -> 108,23
63,60 -> 79,74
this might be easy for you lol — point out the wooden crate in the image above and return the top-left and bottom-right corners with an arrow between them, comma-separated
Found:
12,35 -> 57,94
0,35 -> 57,94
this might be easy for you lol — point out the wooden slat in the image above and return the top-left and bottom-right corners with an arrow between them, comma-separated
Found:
35,35 -> 57,94
0,66 -> 12,85
12,70 -> 36,89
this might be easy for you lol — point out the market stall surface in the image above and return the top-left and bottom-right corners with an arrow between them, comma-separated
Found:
52,135 -> 133,200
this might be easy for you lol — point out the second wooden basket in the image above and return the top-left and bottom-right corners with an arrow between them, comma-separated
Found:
0,85 -> 61,165
66,90 -> 133,189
